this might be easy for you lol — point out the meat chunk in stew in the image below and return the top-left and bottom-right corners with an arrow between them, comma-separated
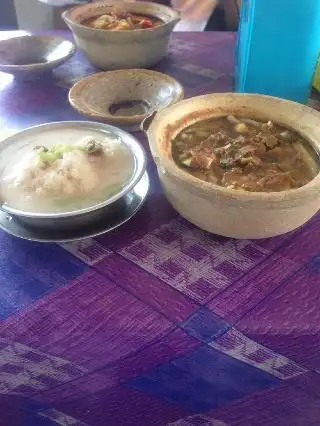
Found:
83,11 -> 163,31
172,116 -> 319,192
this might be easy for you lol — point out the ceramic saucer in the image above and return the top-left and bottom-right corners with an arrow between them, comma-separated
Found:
69,69 -> 184,130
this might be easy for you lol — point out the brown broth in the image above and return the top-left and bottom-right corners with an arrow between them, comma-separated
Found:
172,115 -> 319,192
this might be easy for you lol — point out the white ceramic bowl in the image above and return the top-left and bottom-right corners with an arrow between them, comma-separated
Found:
143,93 -> 320,239
62,1 -> 180,70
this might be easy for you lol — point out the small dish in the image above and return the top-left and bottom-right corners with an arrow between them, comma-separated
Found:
0,172 -> 149,243
0,35 -> 76,79
69,69 -> 184,130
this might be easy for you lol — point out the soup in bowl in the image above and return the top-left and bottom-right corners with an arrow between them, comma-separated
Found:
83,9 -> 163,30
62,2 -> 180,70
143,93 -> 320,239
0,121 -> 146,230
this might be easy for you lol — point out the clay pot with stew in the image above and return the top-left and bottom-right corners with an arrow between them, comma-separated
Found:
142,93 -> 320,239
63,1 -> 180,70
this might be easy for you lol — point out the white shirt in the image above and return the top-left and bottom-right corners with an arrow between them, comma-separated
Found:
38,0 -> 219,31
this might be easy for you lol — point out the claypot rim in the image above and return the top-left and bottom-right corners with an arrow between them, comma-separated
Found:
146,93 -> 320,208
62,1 -> 181,37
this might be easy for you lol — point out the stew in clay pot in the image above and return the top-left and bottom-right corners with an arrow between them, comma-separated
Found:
172,115 -> 318,192
143,93 -> 320,239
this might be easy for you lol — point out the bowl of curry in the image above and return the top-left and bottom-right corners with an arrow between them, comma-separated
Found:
62,1 -> 180,70
143,93 -> 320,239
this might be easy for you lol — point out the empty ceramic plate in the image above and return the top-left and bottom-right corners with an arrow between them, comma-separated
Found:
0,35 -> 76,79
69,69 -> 184,130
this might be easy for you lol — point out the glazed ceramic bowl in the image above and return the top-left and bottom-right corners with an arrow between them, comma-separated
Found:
62,1 -> 180,70
69,69 -> 184,130
0,36 -> 75,79
143,93 -> 320,239
0,121 -> 146,231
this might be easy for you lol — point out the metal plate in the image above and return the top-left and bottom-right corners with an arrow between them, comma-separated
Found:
0,172 -> 149,243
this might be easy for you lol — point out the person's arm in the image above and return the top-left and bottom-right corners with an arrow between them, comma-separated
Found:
172,0 -> 219,31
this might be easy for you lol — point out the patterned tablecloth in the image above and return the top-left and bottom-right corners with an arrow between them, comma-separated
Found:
0,31 -> 320,426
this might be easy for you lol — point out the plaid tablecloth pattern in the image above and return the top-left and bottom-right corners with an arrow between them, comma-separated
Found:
0,31 -> 319,426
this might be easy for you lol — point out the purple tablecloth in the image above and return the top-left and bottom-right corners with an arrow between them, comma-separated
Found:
0,31 -> 319,426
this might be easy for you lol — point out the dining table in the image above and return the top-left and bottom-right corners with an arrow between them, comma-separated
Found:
0,30 -> 320,426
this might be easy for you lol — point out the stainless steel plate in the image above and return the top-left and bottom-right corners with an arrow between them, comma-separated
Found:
0,120 -> 146,222
0,172 -> 149,243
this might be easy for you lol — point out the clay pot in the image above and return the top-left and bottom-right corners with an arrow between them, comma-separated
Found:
63,1 -> 180,70
143,93 -> 320,239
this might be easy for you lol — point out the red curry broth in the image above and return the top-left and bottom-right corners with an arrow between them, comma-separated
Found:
83,11 -> 163,30
172,115 -> 319,192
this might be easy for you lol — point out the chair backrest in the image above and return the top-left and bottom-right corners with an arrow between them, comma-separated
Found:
224,0 -> 241,30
